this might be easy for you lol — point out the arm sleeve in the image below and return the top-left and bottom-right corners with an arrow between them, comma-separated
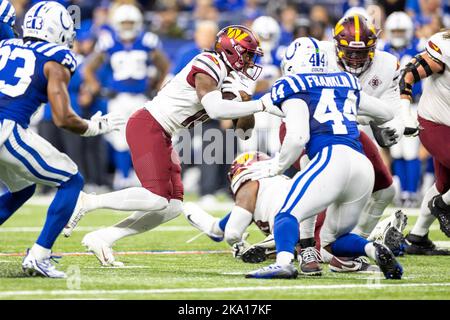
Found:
276,98 -> 310,173
201,90 -> 263,120
358,91 -> 395,124
224,206 -> 254,246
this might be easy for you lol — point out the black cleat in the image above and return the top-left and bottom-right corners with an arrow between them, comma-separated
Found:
428,195 -> 450,237
241,246 -> 267,263
373,242 -> 403,280
404,233 -> 449,255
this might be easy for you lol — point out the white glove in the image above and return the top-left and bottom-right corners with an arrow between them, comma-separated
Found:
81,111 -> 125,137
222,71 -> 255,100
245,153 -> 281,181
399,99 -> 419,136
231,232 -> 250,259
380,117 -> 405,143
260,93 -> 285,118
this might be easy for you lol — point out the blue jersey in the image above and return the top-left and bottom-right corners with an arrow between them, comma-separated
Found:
271,72 -> 363,158
0,0 -> 16,40
383,38 -> 424,99
96,29 -> 160,94
0,39 -> 77,127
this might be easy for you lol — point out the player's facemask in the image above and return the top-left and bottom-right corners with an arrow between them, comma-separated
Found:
337,46 -> 375,76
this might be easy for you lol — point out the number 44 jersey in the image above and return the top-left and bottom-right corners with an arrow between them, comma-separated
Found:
0,39 -> 77,128
271,71 -> 363,158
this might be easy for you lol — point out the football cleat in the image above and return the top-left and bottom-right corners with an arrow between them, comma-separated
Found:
373,242 -> 403,279
369,210 -> 408,256
428,195 -> 450,237
329,256 -> 380,273
245,262 -> 298,279
404,233 -> 449,255
241,234 -> 276,263
183,202 -> 224,242
22,249 -> 66,278
298,247 -> 322,276
63,192 -> 88,237
82,232 -> 124,267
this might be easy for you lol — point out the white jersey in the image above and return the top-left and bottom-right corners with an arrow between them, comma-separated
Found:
145,51 -> 228,135
253,175 -> 291,235
320,41 -> 401,108
418,31 -> 450,126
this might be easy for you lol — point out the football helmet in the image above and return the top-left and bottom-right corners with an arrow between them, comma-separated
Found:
281,37 -> 328,76
22,1 -> 75,48
111,4 -> 143,41
228,151 -> 270,194
251,16 -> 281,54
215,25 -> 264,80
385,11 -> 414,49
333,14 -> 378,76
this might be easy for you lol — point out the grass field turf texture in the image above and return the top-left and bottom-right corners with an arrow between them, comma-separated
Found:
0,201 -> 449,300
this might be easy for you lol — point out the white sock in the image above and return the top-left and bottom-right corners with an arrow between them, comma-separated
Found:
276,251 -> 294,266
299,216 -> 317,239
212,220 -> 224,236
364,242 -> 376,260
30,243 -> 51,262
353,184 -> 396,238
83,187 -> 168,212
93,199 -> 183,246
411,184 -> 439,236
320,247 -> 334,263
442,189 -> 450,205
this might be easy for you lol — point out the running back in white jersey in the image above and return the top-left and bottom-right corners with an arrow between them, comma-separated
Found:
253,175 -> 291,235
320,41 -> 400,106
145,51 -> 228,135
418,31 -> 450,126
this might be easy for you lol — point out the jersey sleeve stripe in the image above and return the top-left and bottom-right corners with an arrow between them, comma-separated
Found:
0,1 -> 9,21
284,76 -> 300,93
291,74 -> 306,91
4,4 -> 15,25
43,45 -> 67,57
193,58 -> 220,83
36,42 -> 58,53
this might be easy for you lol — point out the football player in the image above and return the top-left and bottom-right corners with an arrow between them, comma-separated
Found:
0,0 -> 16,40
277,14 -> 412,272
400,30 -> 450,255
244,37 -> 402,280
383,12 -> 425,207
63,25 -> 283,265
0,2 -> 123,278
83,4 -> 170,190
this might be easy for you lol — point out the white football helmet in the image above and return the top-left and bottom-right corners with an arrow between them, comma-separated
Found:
22,1 -> 75,48
111,4 -> 143,41
385,11 -> 414,49
251,16 -> 281,53
281,37 -> 328,76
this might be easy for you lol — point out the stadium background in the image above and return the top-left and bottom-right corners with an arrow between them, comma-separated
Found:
7,0 -> 450,207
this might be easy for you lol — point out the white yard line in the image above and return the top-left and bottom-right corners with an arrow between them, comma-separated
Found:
0,282 -> 449,297
0,226 -> 195,232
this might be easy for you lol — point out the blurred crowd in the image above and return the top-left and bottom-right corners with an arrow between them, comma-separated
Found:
9,0 -> 450,206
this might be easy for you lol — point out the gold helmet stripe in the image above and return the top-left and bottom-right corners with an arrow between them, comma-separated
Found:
354,14 -> 360,42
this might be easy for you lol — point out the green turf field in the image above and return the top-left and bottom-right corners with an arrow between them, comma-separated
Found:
0,202 -> 449,300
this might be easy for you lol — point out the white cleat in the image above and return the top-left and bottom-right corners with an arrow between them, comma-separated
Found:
22,249 -> 66,278
82,232 -> 124,267
63,192 -> 88,237
183,202 -> 224,242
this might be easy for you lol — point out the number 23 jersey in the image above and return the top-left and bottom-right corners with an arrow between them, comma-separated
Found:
271,71 -> 363,158
0,39 -> 77,127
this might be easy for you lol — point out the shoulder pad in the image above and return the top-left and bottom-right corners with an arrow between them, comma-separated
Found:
142,32 -> 160,50
271,74 -> 307,106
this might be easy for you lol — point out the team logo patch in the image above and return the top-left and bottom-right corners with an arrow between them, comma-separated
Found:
428,40 -> 442,54
369,76 -> 382,88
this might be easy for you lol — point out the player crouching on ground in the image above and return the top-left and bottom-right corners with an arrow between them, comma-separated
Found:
184,151 -> 383,276
242,37 -> 402,280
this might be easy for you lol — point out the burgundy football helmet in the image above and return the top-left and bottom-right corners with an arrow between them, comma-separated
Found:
333,14 -> 378,75
215,25 -> 264,80
228,151 -> 270,194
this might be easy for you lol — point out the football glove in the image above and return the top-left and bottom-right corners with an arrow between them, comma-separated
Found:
222,71 -> 255,99
82,111 -> 125,137
232,232 -> 251,259
260,93 -> 285,117
369,121 -> 399,148
246,153 -> 281,180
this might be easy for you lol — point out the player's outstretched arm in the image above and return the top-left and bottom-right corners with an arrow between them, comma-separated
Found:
399,52 -> 444,102
45,61 -> 88,134
359,91 -> 395,124
45,62 -> 125,136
